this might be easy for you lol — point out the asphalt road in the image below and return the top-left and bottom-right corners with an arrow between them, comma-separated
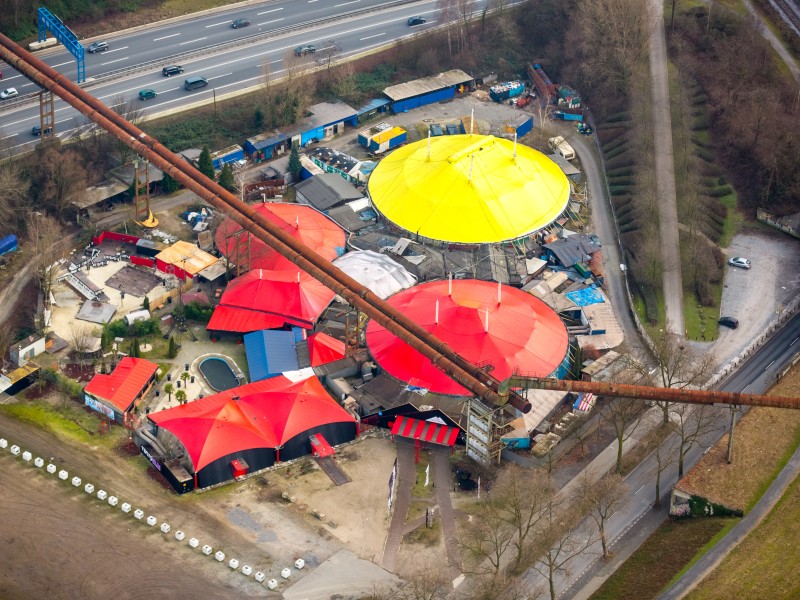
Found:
0,0 -> 447,151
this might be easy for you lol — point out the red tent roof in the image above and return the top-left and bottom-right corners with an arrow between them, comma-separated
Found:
307,332 -> 346,366
215,203 -> 345,271
149,376 -> 354,472
390,416 -> 459,447
211,269 -> 335,331
366,280 -> 569,395
207,305 -> 299,333
84,357 -> 158,411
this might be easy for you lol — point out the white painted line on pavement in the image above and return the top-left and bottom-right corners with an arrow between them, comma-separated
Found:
765,360 -> 775,370
743,384 -> 751,392
105,47 -> 128,54
205,20 -> 230,28
335,0 -> 360,6
790,337 -> 798,347
51,61 -> 72,68
2,74 -> 23,81
100,57 -> 129,66
180,37 -> 208,45
154,33 -> 181,41
257,18 -> 284,26
257,7 -> 284,14
361,33 -> 386,40
635,484 -> 646,495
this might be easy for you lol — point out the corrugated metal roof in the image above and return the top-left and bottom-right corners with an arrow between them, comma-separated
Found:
84,357 -> 158,411
356,97 -> 391,114
244,330 -> 300,382
207,305 -> 289,333
383,69 -> 473,101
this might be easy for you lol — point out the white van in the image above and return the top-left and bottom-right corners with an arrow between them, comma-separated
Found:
548,136 -> 576,161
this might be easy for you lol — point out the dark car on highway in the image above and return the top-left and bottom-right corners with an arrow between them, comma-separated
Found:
719,316 -> 739,329
138,89 -> 158,101
31,125 -> 53,136
232,17 -> 251,28
407,16 -> 426,26
294,44 -> 316,56
162,65 -> 184,77
87,41 -> 108,53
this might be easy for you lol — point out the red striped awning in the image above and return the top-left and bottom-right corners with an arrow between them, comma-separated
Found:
390,416 -> 459,447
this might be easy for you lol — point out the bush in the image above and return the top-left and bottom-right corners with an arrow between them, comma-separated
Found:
694,147 -> 715,162
703,185 -> 733,197
105,319 -> 129,339
132,318 -> 158,337
184,301 -> 214,323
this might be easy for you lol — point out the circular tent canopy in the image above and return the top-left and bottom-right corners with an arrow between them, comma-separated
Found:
366,279 -> 569,396
367,134 -> 570,244
332,249 -> 417,299
215,202 -> 346,271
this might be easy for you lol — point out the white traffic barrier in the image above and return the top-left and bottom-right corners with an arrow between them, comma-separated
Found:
254,571 -> 265,583
189,538 -> 199,549
84,483 -> 95,494
146,516 -> 157,527
108,496 -> 118,507
214,550 -> 225,562
174,530 -> 185,542
10,445 -> 20,456
34,457 -> 44,468
121,502 -> 131,513
0,438 -> 7,449
241,565 -> 252,576
22,450 -> 32,462
97,490 -> 107,501
267,579 -> 278,590
202,545 -> 212,556
160,523 -> 170,534
295,558 -> 305,570
133,509 -> 144,520
71,476 -> 81,487
46,463 -> 57,474
58,470 -> 68,480
228,558 -> 239,569
281,567 -> 291,579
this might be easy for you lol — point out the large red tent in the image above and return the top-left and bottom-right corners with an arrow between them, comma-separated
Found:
207,269 -> 336,333
214,202 -> 345,272
148,376 -> 357,489
365,280 -> 569,396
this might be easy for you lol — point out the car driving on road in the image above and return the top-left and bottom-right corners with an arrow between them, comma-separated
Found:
0,88 -> 18,100
31,125 -> 53,136
232,17 -> 251,28
87,41 -> 109,53
294,44 -> 316,56
718,316 -> 739,329
728,256 -> 751,269
407,16 -> 426,26
162,65 -> 184,77
138,89 -> 158,101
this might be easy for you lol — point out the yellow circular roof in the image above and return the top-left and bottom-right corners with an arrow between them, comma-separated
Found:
367,134 -> 570,244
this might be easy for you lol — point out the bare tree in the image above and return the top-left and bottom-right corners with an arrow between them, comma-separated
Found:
0,160 -> 30,231
600,395 -> 644,474
670,404 -> 719,477
109,94 -> 146,165
532,501 -> 596,600
578,473 -> 627,558
26,213 -> 64,326
459,503 -> 515,574
652,426 -> 679,506
69,323 -> 97,359
33,148 -> 88,220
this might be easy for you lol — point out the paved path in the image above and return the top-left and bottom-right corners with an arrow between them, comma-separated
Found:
432,446 -> 462,582
649,0 -> 684,335
380,437 -> 415,572
658,442 -> 800,599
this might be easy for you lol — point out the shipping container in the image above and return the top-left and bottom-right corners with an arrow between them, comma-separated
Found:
528,63 -> 558,103
553,110 -> 584,123
210,144 -> 245,170
0,234 -> 18,257
368,126 -> 407,154
489,80 -> 525,102
505,115 -> 533,137
358,121 -> 392,148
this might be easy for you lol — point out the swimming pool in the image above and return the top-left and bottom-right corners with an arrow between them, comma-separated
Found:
199,357 -> 239,392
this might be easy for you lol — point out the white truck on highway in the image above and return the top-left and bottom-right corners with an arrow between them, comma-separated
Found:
548,136 -> 576,161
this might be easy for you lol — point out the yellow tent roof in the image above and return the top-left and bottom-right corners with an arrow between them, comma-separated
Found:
367,134 -> 570,244
155,240 -> 218,275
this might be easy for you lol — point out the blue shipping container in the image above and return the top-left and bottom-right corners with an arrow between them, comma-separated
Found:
211,145 -> 245,170
554,111 -> 583,123
0,234 -> 18,257
391,87 -> 455,113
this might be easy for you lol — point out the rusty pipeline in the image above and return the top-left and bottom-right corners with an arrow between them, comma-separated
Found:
527,378 -> 800,410
0,33 -> 532,414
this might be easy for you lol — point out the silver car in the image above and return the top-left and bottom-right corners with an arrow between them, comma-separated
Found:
728,257 -> 751,269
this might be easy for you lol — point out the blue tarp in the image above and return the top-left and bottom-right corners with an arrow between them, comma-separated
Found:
565,285 -> 605,307
244,330 -> 299,382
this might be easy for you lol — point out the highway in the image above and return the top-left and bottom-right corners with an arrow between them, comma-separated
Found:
0,0 -> 442,150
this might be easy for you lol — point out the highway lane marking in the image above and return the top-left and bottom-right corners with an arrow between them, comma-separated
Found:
205,20 -> 230,28
105,47 -> 128,54
2,74 -> 23,81
257,7 -> 284,14
635,484 -> 646,495
308,0 -> 319,3
743,384 -> 751,392
51,61 -> 73,68
153,33 -> 181,41
791,337 -> 798,347
335,0 -> 360,6
257,18 -> 285,26
766,360 -> 775,370
361,33 -> 386,40
100,57 -> 130,66
180,37 -> 208,45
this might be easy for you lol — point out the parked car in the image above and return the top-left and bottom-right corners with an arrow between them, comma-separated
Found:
0,87 -> 18,100
407,16 -> 426,26
232,17 -> 251,28
162,65 -> 184,77
719,316 -> 739,329
87,41 -> 109,53
294,44 -> 316,56
728,256 -> 751,269
31,125 -> 53,136
138,89 -> 158,101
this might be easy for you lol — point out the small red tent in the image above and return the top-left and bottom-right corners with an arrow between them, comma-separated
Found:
307,332 -> 346,366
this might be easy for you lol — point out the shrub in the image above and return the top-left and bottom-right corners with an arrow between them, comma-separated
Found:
184,302 -> 213,323
704,185 -> 733,197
